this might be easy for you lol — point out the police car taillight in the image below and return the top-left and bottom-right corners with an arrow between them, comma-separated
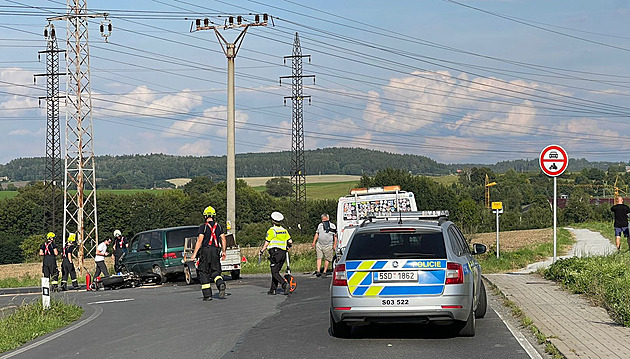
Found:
332,264 -> 347,286
445,262 -> 464,284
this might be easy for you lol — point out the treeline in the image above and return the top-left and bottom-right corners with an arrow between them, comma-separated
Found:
0,165 -> 626,264
0,148 -> 450,188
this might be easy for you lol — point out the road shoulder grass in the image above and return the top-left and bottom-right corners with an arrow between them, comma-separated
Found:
0,299 -> 84,354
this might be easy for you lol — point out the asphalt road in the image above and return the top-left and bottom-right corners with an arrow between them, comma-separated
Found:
0,275 -> 536,359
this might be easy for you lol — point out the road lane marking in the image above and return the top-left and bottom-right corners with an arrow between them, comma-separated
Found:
0,304 -> 103,359
86,298 -> 135,305
492,308 -> 542,359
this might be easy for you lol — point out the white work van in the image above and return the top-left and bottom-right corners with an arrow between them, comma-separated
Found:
335,186 -> 417,251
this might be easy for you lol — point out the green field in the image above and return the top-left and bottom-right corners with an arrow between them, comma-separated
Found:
429,174 -> 459,186
0,192 -> 17,199
253,180 -> 359,200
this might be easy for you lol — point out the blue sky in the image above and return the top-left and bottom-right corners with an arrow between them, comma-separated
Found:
1,0 -> 630,165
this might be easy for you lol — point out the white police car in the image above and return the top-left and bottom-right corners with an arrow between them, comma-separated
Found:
329,211 -> 487,337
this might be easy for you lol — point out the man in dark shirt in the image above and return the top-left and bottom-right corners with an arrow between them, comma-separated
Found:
611,197 -> 630,250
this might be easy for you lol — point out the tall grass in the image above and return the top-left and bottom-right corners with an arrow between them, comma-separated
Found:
0,299 -> 84,353
477,228 -> 573,273
240,244 -> 319,274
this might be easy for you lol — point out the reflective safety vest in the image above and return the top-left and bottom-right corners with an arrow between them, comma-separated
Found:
205,223 -> 219,247
266,226 -> 291,250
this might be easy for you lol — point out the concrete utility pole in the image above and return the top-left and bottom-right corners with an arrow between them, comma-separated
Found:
34,23 -> 65,235
280,33 -> 314,230
191,14 -> 269,232
49,0 -> 111,270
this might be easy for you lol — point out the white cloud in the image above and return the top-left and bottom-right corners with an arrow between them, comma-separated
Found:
8,127 -> 44,136
92,86 -> 203,118
177,140 -> 213,156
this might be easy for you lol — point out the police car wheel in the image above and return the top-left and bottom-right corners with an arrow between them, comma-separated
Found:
457,304 -> 476,337
330,312 -> 351,338
475,281 -> 487,319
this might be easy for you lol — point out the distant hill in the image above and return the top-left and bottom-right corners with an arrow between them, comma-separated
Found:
0,148 -> 450,187
1,148 -> 624,189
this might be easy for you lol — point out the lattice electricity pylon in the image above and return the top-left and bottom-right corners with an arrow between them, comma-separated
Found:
279,33 -> 314,231
34,23 -> 65,234
49,1 -> 110,271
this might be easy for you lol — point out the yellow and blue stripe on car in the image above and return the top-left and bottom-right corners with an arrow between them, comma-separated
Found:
345,259 -> 451,296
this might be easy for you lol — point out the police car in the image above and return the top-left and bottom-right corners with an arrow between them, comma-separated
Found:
329,211 -> 488,337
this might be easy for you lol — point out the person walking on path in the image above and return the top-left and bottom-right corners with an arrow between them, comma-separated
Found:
259,211 -> 292,295
190,206 -> 227,301
39,231 -> 59,291
60,233 -> 79,291
112,229 -> 128,273
311,213 -> 337,277
94,238 -> 112,278
611,196 -> 630,250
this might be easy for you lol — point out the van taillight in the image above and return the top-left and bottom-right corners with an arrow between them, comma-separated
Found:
163,253 -> 177,259
332,264 -> 347,286
445,262 -> 463,284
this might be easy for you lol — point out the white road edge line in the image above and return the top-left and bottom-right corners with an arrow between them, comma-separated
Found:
493,308 -> 543,359
86,298 -> 135,305
0,304 -> 103,359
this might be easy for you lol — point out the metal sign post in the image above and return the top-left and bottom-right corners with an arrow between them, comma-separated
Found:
42,277 -> 51,309
492,202 -> 503,258
539,145 -> 568,263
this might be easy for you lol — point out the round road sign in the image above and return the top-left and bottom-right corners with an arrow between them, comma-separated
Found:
539,145 -> 568,177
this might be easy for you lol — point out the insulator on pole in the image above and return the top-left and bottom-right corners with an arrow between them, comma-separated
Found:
196,19 -> 201,28
99,24 -> 104,33
229,16 -> 234,25
237,16 -> 242,25
51,28 -> 55,38
204,18 -> 209,26
44,28 -> 48,38
263,13 -> 268,22
108,23 -> 112,32
255,14 -> 260,23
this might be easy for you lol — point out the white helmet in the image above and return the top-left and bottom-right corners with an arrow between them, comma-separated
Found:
271,211 -> 284,222
113,229 -> 122,237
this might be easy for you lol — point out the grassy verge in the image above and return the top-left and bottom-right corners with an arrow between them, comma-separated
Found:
0,275 -> 41,288
240,244 -> 318,275
485,279 -> 565,359
477,228 -> 573,273
0,299 -> 84,354
544,250 -> 630,327
542,222 -> 630,327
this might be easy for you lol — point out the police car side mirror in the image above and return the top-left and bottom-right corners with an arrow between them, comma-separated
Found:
472,243 -> 487,255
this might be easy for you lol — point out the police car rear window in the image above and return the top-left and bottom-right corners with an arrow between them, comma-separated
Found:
346,231 -> 446,260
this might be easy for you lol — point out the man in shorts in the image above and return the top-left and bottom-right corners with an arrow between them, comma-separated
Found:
311,214 -> 337,277
611,197 -> 630,250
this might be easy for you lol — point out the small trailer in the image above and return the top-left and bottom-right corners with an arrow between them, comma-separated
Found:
182,233 -> 242,285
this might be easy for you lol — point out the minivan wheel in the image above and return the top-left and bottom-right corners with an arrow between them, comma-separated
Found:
330,312 -> 351,338
475,281 -> 488,319
184,266 -> 193,285
230,270 -> 241,280
152,265 -> 166,284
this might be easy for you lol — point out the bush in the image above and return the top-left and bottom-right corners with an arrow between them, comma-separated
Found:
19,234 -> 44,262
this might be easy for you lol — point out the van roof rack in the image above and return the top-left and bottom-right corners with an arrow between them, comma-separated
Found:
359,210 -> 449,226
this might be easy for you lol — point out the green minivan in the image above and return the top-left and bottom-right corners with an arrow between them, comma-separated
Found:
121,226 -> 198,283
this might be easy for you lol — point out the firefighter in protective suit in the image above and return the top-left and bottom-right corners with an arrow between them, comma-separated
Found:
190,206 -> 227,301
60,233 -> 79,291
39,232 -> 59,291
259,211 -> 292,295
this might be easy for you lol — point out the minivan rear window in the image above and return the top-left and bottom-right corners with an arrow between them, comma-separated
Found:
346,231 -> 446,260
166,227 -> 198,248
